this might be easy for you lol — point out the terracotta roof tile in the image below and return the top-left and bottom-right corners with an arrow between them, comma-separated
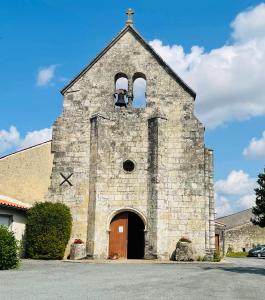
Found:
0,199 -> 29,210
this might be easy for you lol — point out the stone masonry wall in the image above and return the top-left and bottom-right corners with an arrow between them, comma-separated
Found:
47,27 -> 214,259
225,223 -> 265,253
0,142 -> 53,204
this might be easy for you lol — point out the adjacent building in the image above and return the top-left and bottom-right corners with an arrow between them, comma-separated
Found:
0,197 -> 30,256
216,209 -> 265,253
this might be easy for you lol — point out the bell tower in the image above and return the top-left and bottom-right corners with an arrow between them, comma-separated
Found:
47,9 -> 215,260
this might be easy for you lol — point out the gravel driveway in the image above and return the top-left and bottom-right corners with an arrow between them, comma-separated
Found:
1,257 -> 265,300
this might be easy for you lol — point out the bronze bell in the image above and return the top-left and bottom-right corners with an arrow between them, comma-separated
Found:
114,89 -> 127,107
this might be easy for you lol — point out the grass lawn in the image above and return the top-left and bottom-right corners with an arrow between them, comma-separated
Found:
226,252 -> 248,258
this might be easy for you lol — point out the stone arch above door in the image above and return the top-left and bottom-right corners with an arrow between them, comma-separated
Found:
107,207 -> 147,232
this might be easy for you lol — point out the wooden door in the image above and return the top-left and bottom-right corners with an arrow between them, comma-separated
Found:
215,234 -> 220,252
109,212 -> 128,258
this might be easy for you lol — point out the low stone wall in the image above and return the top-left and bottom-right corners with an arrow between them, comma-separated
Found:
225,222 -> 265,253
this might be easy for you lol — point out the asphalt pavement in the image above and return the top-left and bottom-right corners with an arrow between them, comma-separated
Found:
0,257 -> 264,300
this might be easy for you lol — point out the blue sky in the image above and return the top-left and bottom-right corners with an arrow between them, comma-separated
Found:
1,0 -> 265,216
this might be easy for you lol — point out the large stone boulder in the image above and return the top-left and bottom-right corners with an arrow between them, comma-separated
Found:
174,239 -> 195,261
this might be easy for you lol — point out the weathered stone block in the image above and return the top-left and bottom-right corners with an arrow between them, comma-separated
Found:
173,240 -> 196,261
70,243 -> 86,260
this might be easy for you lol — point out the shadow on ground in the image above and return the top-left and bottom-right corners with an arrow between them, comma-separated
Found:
203,266 -> 265,276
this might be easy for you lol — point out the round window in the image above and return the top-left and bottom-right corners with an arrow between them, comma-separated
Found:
123,160 -> 135,172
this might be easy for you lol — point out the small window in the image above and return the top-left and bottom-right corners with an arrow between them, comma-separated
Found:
115,73 -> 128,91
0,215 -> 12,227
114,73 -> 128,107
133,73 -> 146,108
123,160 -> 135,172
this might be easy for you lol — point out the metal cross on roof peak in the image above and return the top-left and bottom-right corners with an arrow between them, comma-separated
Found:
126,8 -> 134,26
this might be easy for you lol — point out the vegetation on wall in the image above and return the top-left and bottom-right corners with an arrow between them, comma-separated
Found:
26,202 -> 72,259
252,168 -> 265,227
0,225 -> 20,270
213,250 -> 222,262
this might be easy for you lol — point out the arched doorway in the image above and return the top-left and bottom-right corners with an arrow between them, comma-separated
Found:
109,211 -> 145,259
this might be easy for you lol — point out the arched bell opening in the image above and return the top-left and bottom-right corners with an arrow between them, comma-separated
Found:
132,72 -> 147,108
108,210 -> 145,259
114,73 -> 128,107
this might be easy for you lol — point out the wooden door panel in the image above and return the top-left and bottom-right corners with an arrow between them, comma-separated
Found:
215,234 -> 220,252
109,212 -> 128,258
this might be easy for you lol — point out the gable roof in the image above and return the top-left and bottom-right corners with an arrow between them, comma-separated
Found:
61,25 -> 196,98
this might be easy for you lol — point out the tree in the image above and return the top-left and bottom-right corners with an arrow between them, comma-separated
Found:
0,225 -> 20,270
26,202 -> 72,259
251,168 -> 265,227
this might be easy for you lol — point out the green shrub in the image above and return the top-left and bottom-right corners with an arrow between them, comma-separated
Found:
202,255 -> 210,262
213,250 -> 221,262
227,246 -> 233,253
0,225 -> 20,270
226,251 -> 248,258
26,202 -> 72,259
197,255 -> 208,261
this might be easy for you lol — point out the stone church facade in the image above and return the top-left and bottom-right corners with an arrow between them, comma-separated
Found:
46,15 -> 215,259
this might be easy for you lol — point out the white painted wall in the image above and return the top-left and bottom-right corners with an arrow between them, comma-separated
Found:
0,207 -> 27,256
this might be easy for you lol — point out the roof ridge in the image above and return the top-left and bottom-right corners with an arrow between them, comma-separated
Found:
0,140 -> 52,160
216,208 -> 253,219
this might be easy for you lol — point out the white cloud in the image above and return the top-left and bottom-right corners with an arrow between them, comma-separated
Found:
237,194 -> 256,210
215,170 -> 256,196
215,170 -> 257,217
0,126 -> 20,154
19,128 -> 52,149
215,194 -> 233,217
0,126 -> 52,155
149,3 -> 265,128
243,131 -> 265,160
231,3 -> 265,42
37,64 -> 58,86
